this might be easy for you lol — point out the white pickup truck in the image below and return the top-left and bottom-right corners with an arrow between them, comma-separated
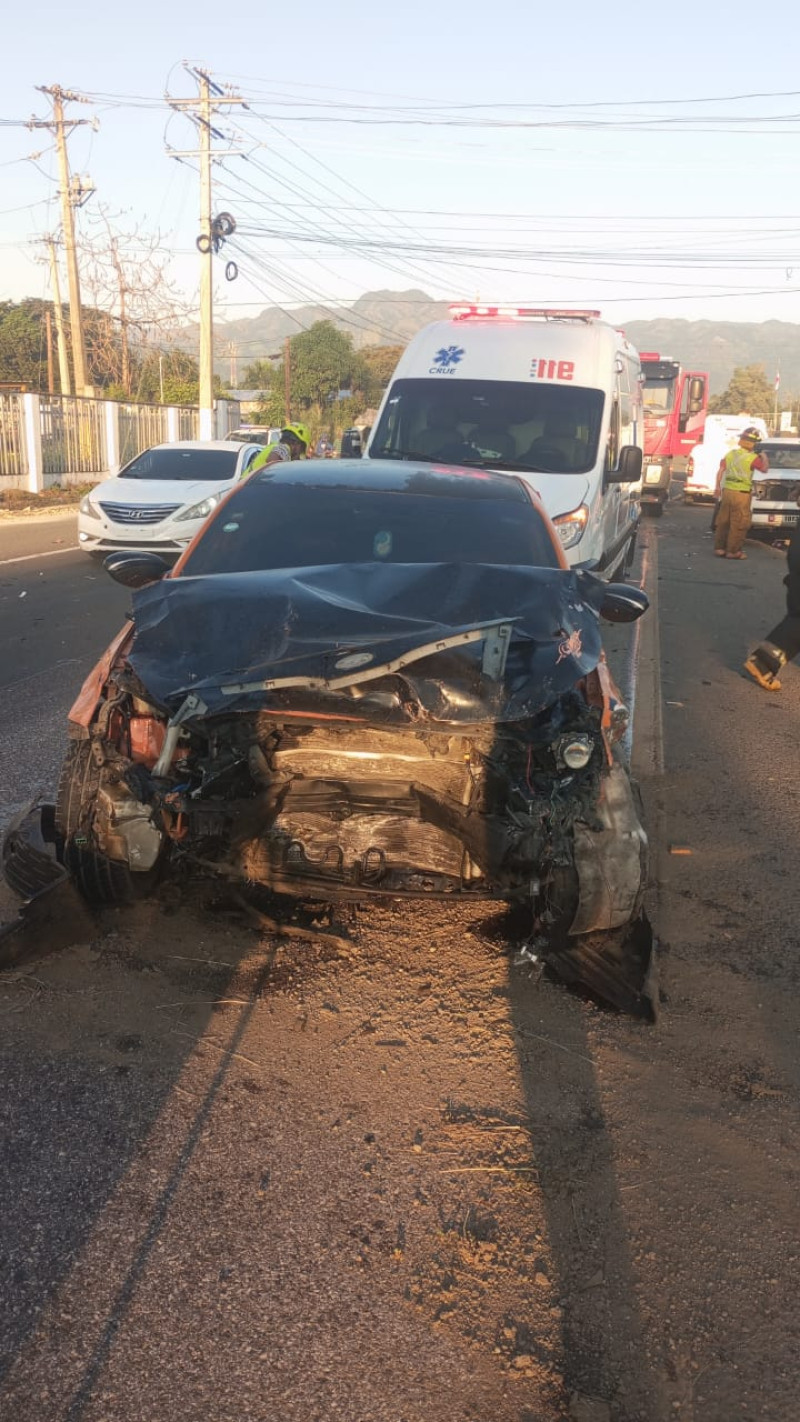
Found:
684,414 -> 768,502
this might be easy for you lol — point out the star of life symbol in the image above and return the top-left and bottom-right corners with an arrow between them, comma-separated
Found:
556,629 -> 583,663
432,345 -> 465,368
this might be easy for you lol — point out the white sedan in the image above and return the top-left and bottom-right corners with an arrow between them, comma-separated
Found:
78,440 -> 264,557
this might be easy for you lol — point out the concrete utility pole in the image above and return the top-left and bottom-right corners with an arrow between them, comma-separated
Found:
46,237 -> 72,395
227,340 -> 238,389
31,87 -> 94,396
44,309 -> 54,393
167,68 -> 246,440
284,336 -> 291,422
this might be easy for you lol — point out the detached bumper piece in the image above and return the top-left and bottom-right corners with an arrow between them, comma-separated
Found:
545,911 -> 657,1021
0,804 -> 95,968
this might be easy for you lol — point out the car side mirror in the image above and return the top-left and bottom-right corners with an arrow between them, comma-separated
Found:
600,583 -> 649,624
606,445 -> 643,485
103,551 -> 171,588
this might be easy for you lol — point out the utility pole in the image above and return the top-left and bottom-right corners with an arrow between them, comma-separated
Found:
284,336 -> 291,422
31,87 -> 95,396
108,235 -> 130,393
227,341 -> 238,388
46,237 -> 72,395
44,310 -> 54,394
167,68 -> 246,440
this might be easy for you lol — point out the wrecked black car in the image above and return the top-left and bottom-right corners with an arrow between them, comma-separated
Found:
10,462 -> 653,1010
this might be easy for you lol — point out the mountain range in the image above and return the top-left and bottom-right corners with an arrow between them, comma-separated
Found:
192,290 -> 799,395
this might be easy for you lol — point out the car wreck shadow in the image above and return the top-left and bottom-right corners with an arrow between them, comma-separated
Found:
472,904 -> 668,1420
0,885 -> 278,1404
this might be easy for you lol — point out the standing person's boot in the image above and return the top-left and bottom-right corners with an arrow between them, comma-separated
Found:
743,642 -> 787,690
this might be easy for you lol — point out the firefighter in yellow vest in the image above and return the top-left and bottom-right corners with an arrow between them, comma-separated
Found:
713,426 -> 768,560
246,423 -> 311,476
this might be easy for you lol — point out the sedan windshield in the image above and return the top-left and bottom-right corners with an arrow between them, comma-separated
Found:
120,448 -> 239,481
369,378 -> 604,475
180,480 -> 560,576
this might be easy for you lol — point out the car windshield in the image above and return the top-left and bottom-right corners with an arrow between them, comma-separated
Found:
180,478 -> 560,576
368,377 -> 604,476
759,446 -> 800,471
120,448 -> 239,481
642,379 -> 676,414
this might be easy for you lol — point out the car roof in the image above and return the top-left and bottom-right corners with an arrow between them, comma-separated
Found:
758,438 -> 800,446
147,440 -> 249,452
252,457 -> 530,502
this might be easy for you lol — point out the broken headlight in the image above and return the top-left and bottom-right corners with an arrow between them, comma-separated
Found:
552,733 -> 593,771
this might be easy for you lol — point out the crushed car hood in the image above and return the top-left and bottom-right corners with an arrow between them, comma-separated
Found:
127,562 -> 608,724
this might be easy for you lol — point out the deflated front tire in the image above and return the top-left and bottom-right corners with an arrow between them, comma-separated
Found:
55,742 -> 164,907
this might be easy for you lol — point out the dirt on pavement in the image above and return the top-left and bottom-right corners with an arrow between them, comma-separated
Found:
0,507 -> 797,1422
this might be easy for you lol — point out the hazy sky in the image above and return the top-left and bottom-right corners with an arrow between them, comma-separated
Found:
4,0 -> 800,344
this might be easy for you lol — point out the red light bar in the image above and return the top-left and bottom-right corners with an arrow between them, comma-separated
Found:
449,304 -> 601,322
639,352 -> 661,360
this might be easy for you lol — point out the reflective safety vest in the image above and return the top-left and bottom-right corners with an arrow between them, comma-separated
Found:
245,441 -> 291,477
722,446 -> 758,493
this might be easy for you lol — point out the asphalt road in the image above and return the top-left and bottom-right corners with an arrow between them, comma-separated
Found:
0,504 -> 798,1421
0,515 -> 130,833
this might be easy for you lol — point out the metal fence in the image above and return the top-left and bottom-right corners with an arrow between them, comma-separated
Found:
40,396 -> 107,478
0,394 -> 26,478
118,402 -> 167,467
178,407 -> 200,441
0,394 -> 240,491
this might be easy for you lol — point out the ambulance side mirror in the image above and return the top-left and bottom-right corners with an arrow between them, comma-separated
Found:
606,445 -> 642,485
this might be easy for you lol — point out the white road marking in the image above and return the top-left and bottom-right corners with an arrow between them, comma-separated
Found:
622,532 -> 664,775
0,545 -> 81,566
0,657 -> 82,695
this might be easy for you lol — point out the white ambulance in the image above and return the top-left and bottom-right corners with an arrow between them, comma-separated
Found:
367,305 -> 644,576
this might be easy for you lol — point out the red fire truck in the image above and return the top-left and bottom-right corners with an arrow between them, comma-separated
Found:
640,354 -> 708,514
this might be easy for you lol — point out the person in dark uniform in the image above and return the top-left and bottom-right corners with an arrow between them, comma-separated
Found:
743,492 -> 800,690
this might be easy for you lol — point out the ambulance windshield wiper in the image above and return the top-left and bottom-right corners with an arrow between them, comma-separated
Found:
368,449 -> 447,463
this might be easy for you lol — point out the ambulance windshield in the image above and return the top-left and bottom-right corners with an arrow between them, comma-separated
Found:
369,378 -> 605,476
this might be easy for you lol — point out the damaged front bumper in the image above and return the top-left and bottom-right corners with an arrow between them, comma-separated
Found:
0,804 -> 95,967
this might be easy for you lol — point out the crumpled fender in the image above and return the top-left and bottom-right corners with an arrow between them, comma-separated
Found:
68,620 -> 135,730
569,762 -> 648,935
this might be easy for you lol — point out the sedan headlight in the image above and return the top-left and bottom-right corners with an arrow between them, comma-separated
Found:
553,503 -> 589,550
175,493 -> 221,522
553,733 -> 594,771
79,493 -> 101,520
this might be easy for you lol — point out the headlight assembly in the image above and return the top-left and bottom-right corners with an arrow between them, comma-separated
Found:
175,494 -> 221,523
79,493 -> 101,520
553,733 -> 594,771
553,503 -> 589,550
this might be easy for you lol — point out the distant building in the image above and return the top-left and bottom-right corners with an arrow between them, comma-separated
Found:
228,390 -> 268,420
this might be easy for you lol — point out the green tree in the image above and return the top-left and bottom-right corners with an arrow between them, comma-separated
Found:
0,300 -> 52,390
241,359 -> 279,390
708,364 -> 775,418
135,348 -> 202,405
360,344 -> 403,405
288,321 -> 361,411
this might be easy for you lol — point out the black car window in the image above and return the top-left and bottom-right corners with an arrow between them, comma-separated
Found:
120,448 -> 239,481
180,481 -> 559,576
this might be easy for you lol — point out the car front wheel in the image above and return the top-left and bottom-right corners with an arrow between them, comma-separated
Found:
55,742 -> 163,906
